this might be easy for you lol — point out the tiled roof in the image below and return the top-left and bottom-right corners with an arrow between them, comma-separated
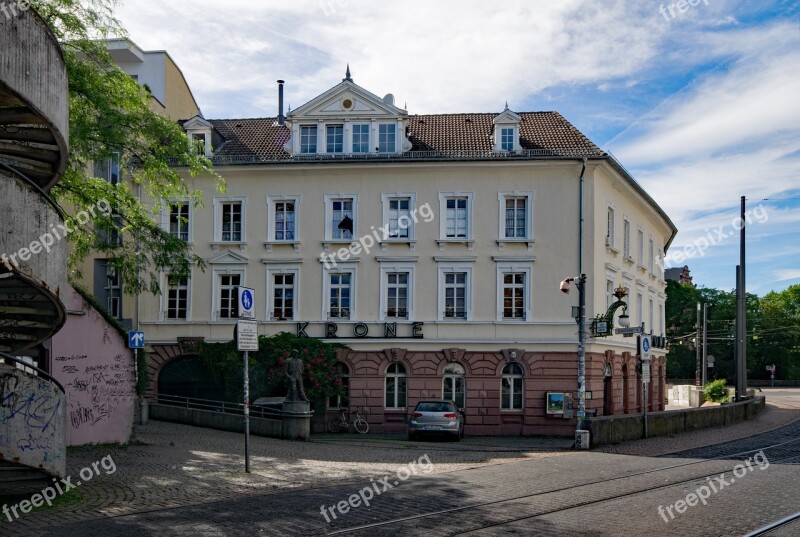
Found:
200,112 -> 604,163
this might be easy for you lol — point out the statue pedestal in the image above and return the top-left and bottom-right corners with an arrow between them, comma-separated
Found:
281,401 -> 312,441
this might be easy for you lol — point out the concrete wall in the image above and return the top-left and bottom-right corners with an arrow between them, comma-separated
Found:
149,404 -> 282,438
51,286 -> 135,446
0,364 -> 67,477
585,396 -> 765,448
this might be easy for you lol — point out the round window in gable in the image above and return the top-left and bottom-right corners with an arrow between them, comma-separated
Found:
342,98 -> 354,110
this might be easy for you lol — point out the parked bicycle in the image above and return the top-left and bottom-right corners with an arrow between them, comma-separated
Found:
327,408 -> 369,434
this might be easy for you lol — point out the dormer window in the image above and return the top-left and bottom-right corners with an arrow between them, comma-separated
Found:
378,124 -> 396,152
352,124 -> 370,153
326,125 -> 344,153
501,128 -> 515,151
492,106 -> 522,153
183,115 -> 214,157
300,125 -> 317,154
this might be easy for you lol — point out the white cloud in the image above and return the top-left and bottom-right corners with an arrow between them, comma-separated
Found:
774,269 -> 800,282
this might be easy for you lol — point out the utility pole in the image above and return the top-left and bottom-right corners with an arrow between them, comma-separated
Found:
702,303 -> 708,386
737,196 -> 747,400
695,302 -> 702,387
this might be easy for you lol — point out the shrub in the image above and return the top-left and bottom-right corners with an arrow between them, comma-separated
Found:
703,379 -> 729,403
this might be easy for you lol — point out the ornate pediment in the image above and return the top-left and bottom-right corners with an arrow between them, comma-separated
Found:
288,80 -> 406,121
208,250 -> 249,264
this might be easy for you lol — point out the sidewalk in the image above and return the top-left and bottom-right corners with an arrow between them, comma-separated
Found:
598,388 -> 800,456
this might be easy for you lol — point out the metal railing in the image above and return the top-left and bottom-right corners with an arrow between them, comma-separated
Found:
0,352 -> 65,394
151,393 -> 283,420
167,148 -> 602,167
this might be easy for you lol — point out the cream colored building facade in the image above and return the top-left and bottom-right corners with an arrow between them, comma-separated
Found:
131,73 -> 676,436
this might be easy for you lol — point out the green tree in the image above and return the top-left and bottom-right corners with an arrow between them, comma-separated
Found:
35,0 -> 223,294
197,333 -> 349,404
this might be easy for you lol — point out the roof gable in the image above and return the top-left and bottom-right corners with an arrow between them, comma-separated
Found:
288,79 -> 406,121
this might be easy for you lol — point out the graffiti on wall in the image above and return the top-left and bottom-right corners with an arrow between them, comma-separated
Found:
56,352 -> 136,431
0,364 -> 66,477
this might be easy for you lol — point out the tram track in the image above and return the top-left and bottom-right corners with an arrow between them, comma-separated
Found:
329,436 -> 800,535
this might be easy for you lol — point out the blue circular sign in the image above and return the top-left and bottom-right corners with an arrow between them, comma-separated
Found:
642,338 -> 651,352
241,289 -> 253,310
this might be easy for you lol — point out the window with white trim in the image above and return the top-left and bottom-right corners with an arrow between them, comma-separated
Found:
169,202 -> 190,242
94,152 -> 120,185
607,206 -> 616,246
105,265 -> 122,319
218,273 -> 241,319
214,197 -> 247,243
496,263 -> 532,322
623,218 -> 631,258
442,363 -> 466,408
300,125 -> 317,154
607,279 -> 615,309
649,297 -> 654,331
443,272 -> 467,319
381,193 -> 417,241
636,292 -> 644,326
352,124 -> 369,153
324,195 -> 358,241
498,192 -> 533,241
166,274 -> 189,320
438,193 -> 473,243
379,263 -> 414,322
386,272 -> 409,319
326,124 -> 343,153
500,127 -> 514,151
274,201 -> 295,240
637,228 -> 644,265
501,363 -> 524,410
385,363 -> 407,408
328,272 -> 352,319
378,123 -> 396,152
648,237 -> 655,272
272,273 -> 295,320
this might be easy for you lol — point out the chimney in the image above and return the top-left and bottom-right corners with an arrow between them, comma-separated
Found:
277,80 -> 285,126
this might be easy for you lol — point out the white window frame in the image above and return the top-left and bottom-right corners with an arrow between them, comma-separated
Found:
211,267 -> 245,322
352,123 -> 370,153
378,123 -> 396,153
161,199 -> 192,243
326,124 -> 344,154
323,193 -> 359,243
437,262 -> 473,321
161,272 -> 191,321
300,125 -> 318,154
384,362 -> 407,409
380,192 -> 417,246
501,363 -> 524,411
442,363 -> 466,408
637,227 -> 645,268
636,290 -> 644,327
437,192 -> 474,248
500,127 -> 515,151
606,204 -> 616,248
496,263 -> 533,322
379,263 -> 415,321
497,191 -> 534,246
213,196 -> 247,244
648,236 -> 655,273
623,217 -> 631,260
607,278 -> 615,310
265,265 -> 300,322
322,264 -> 357,321
265,195 -> 301,252
649,296 -> 655,332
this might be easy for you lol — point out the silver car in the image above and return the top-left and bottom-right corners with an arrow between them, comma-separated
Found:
408,400 -> 465,441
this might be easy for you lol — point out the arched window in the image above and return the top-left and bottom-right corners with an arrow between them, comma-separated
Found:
501,363 -> 524,410
385,363 -> 407,408
328,362 -> 350,409
442,363 -> 466,408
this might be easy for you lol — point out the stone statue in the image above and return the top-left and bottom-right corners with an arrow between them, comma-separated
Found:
285,350 -> 309,402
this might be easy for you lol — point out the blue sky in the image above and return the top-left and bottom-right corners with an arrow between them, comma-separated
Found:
117,0 -> 800,295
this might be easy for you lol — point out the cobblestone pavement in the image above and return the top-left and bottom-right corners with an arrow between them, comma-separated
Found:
2,390 -> 797,536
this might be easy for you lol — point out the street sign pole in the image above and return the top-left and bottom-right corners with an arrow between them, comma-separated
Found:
243,350 -> 250,473
235,286 -> 256,474
639,324 -> 649,439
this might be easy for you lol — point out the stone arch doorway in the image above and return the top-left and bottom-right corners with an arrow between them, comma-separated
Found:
158,356 -> 225,400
